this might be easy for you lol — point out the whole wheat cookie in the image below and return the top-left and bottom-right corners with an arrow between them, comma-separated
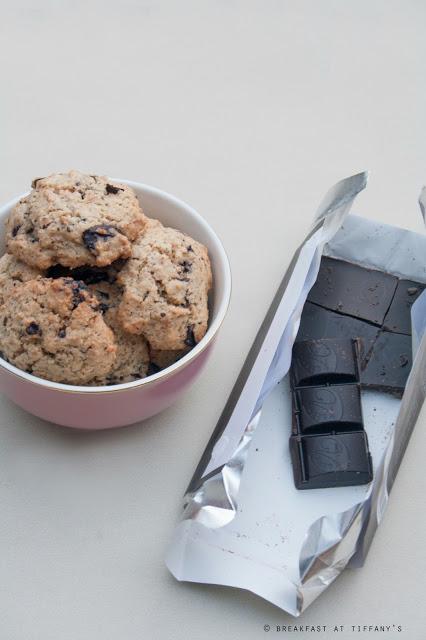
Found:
0,254 -> 44,307
117,219 -> 212,350
87,281 -> 149,385
0,277 -> 117,384
6,170 -> 147,269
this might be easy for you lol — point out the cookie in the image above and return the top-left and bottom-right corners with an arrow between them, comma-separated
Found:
117,219 -> 212,350
6,170 -> 147,269
0,254 -> 44,307
0,277 -> 117,385
87,281 -> 149,385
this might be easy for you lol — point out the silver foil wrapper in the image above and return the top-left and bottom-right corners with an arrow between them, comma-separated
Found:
166,173 -> 426,616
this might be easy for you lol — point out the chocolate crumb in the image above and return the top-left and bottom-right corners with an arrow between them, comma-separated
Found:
26,322 -> 41,336
105,183 -> 124,195
407,287 -> 419,296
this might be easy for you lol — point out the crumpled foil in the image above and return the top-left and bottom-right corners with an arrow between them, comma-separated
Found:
166,173 -> 426,616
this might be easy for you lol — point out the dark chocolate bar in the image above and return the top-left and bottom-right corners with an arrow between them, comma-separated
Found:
296,302 -> 379,362
307,257 -> 398,326
360,331 -> 412,397
289,431 -> 373,489
291,338 -> 360,387
383,279 -> 425,335
293,384 -> 363,434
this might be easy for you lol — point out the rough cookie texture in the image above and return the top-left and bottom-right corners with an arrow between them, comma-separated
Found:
87,282 -> 149,385
0,254 -> 44,307
117,219 -> 212,350
6,171 -> 147,269
0,277 -> 117,384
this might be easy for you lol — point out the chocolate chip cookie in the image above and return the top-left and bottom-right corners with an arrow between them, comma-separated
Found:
117,219 -> 212,350
6,171 -> 147,269
0,277 -> 117,384
87,281 -> 149,385
0,254 -> 44,307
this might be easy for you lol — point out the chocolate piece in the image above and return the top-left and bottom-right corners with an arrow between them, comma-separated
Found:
82,224 -> 118,253
289,431 -> 373,489
296,302 -> 379,362
383,279 -> 425,335
26,322 -> 41,336
360,331 -> 412,397
105,183 -> 124,195
307,257 -> 398,326
291,338 -> 360,387
293,384 -> 363,434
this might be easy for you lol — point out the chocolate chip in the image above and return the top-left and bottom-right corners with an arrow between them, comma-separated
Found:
187,245 -> 194,252
58,328 -> 66,338
82,225 -> 118,253
180,261 -> 192,273
26,322 -> 41,335
105,183 -> 124,195
184,326 -> 197,347
160,312 -> 166,317
147,362 -> 161,376
98,303 -> 109,314
67,279 -> 88,309
12,224 -> 21,237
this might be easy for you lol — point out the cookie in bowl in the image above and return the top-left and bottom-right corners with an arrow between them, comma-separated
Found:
87,281 -> 150,385
6,170 -> 147,269
117,219 -> 212,351
0,277 -> 117,385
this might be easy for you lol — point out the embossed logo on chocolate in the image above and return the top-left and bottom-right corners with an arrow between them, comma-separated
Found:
298,341 -> 337,374
302,388 -> 343,422
308,437 -> 351,474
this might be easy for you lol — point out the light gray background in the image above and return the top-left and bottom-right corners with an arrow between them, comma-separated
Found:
1,1 -> 425,639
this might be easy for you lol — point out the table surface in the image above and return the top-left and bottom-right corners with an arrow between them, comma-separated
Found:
1,2 -> 425,639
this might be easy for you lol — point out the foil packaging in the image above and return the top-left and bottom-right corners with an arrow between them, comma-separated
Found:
166,173 -> 426,616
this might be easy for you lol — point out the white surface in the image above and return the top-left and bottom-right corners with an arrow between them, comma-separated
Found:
1,1 -> 425,638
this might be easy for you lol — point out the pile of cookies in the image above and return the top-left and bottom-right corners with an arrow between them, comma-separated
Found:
0,171 -> 212,385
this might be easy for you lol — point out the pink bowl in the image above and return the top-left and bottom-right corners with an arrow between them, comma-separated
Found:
0,181 -> 231,429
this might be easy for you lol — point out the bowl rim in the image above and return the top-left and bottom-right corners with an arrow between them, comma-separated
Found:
0,179 -> 232,394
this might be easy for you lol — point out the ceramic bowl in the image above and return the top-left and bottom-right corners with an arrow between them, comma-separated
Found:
0,181 -> 231,429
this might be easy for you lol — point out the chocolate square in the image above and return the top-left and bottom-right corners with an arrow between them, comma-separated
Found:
291,338 -> 360,387
294,384 -> 363,434
307,257 -> 398,326
289,431 -> 373,489
296,302 -> 380,362
360,331 -> 412,397
383,279 -> 425,335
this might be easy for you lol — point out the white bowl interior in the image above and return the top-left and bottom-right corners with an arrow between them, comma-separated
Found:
0,181 -> 231,392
